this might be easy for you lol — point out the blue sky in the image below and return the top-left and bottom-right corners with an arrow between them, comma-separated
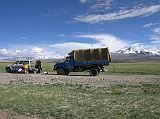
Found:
0,0 -> 160,59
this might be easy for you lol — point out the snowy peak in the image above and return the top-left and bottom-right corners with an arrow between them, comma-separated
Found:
117,43 -> 160,56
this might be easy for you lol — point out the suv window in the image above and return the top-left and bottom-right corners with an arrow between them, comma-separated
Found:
15,61 -> 31,64
19,61 -> 23,64
23,61 -> 30,64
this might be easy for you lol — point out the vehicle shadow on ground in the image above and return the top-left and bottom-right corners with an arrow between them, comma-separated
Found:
67,74 -> 91,77
43,73 -> 91,77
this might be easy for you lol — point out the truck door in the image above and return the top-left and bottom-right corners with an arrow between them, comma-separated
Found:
65,56 -> 74,70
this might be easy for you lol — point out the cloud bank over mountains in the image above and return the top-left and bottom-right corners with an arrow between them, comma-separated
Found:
1,33 -> 159,60
0,47 -> 62,60
0,33 -> 129,59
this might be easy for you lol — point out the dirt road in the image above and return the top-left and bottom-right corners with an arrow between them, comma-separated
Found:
0,73 -> 159,87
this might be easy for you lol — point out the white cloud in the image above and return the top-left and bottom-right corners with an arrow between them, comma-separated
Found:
50,42 -> 92,50
74,5 -> 160,23
0,47 -> 62,60
149,27 -> 160,44
153,27 -> 160,33
75,34 -> 129,51
50,33 -> 129,54
50,42 -> 95,56
79,0 -> 114,11
3,38 -> 123,59
32,47 -> 44,54
90,0 -> 114,11
0,49 -> 9,56
143,23 -> 154,28
79,0 -> 88,3
1,33 -> 159,60
150,35 -> 160,44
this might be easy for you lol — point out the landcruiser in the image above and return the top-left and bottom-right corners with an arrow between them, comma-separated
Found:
5,60 -> 34,73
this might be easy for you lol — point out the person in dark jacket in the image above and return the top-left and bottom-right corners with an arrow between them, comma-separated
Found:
35,60 -> 42,73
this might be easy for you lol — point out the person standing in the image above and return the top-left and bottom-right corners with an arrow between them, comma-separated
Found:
23,63 -> 29,74
35,60 -> 42,73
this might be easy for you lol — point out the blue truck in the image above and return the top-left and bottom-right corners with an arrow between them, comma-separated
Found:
54,47 -> 111,76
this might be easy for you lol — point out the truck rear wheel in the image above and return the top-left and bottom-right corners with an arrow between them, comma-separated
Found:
57,68 -> 65,75
90,68 -> 99,76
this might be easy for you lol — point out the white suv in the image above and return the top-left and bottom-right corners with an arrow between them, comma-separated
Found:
5,60 -> 34,73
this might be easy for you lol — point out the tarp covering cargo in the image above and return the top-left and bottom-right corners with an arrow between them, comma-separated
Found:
69,47 -> 111,61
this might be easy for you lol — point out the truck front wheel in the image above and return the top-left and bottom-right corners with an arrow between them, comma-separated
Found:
90,68 -> 99,76
64,70 -> 70,75
57,68 -> 65,75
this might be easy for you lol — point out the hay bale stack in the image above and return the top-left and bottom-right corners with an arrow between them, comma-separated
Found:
90,48 -> 101,61
70,47 -> 111,61
83,49 -> 91,61
74,50 -> 84,61
101,47 -> 110,60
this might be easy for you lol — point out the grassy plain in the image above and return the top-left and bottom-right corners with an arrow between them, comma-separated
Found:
0,62 -> 12,73
106,62 -> 160,75
1,61 -> 160,75
0,61 -> 160,118
0,83 -> 160,119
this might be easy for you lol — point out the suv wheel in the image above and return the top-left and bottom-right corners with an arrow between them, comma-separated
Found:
5,67 -> 12,73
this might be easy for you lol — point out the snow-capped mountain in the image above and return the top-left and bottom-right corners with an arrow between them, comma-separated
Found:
117,43 -> 160,56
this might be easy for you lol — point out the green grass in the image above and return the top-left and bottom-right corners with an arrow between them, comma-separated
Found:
0,83 -> 159,119
42,62 -> 54,73
1,62 -> 160,75
0,62 -> 12,73
105,62 -> 160,75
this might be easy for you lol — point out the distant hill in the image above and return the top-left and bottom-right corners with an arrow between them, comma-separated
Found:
111,53 -> 160,63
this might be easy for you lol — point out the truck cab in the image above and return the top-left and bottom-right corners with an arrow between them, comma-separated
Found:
54,56 -> 74,75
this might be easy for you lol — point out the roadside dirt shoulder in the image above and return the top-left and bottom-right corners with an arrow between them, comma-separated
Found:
0,73 -> 159,87
0,110 -> 41,119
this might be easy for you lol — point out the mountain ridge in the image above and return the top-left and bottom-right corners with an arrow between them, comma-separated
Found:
117,44 -> 160,56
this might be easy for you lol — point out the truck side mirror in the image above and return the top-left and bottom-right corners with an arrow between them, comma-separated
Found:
65,56 -> 71,62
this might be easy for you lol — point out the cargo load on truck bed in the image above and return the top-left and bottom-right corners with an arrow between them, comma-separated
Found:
69,47 -> 111,61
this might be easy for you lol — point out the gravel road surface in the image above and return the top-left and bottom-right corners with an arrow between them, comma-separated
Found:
0,73 -> 159,87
